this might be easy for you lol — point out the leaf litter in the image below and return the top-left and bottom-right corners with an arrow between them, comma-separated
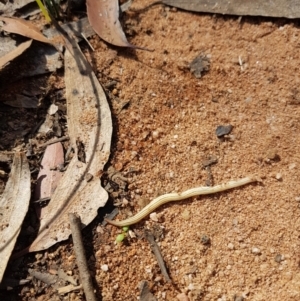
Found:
2,1 -> 300,298
0,153 -> 30,282
27,39 -> 112,252
0,16 -> 54,45
0,39 -> 32,70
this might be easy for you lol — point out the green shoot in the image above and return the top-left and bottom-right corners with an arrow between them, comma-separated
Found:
122,226 -> 129,232
35,0 -> 51,22
115,226 -> 130,243
116,233 -> 126,243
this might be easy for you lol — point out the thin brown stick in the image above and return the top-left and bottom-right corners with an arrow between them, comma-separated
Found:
38,136 -> 69,148
68,213 -> 97,301
144,229 -> 171,283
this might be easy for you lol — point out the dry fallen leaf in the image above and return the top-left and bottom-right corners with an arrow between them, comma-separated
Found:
86,0 -> 145,48
28,42 -> 112,252
0,39 -> 32,70
0,0 -> 36,17
0,17 -> 53,45
28,269 -> 58,285
0,153 -> 30,282
4,94 -> 40,108
35,142 -> 64,218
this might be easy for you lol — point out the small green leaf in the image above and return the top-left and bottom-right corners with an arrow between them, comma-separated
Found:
116,233 -> 125,243
122,226 -> 129,232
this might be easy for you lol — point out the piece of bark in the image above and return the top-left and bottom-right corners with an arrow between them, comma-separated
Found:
162,0 -> 300,19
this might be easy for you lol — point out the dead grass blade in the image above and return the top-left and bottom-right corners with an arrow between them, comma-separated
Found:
0,39 -> 32,70
0,16 -> 54,45
0,153 -> 30,282
28,42 -> 112,252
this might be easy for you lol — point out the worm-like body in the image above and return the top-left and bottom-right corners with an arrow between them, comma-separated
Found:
105,176 -> 258,227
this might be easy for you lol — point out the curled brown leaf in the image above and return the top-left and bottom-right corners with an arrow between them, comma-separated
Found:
86,0 -> 149,50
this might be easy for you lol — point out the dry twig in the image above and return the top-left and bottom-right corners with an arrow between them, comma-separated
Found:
68,213 -> 97,301
38,136 -> 69,148
144,229 -> 171,283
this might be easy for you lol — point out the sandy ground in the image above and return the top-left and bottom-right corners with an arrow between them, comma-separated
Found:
1,0 -> 300,300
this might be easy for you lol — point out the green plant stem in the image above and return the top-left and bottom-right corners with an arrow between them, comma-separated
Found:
35,0 -> 51,22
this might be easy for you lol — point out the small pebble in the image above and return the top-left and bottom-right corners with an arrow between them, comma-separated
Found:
48,104 -> 58,115
113,284 -> 119,290
289,163 -> 296,170
122,198 -> 129,206
189,54 -> 210,78
227,243 -> 234,250
200,235 -> 210,245
114,162 -> 123,171
275,173 -> 282,181
150,212 -> 159,222
215,125 -> 233,137
252,247 -> 261,254
265,149 -> 278,160
275,254 -> 283,263
96,225 -> 104,233
181,209 -> 190,220
187,283 -> 194,290
101,264 -> 109,272
128,230 -> 136,238
152,131 -> 159,138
